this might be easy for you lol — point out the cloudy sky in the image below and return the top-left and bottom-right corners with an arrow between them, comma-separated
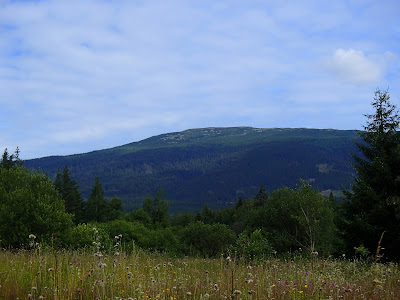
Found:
1,0 -> 399,159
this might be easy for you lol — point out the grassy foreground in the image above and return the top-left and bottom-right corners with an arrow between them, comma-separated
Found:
0,246 -> 399,300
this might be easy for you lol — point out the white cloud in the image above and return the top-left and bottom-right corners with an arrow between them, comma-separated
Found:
325,48 -> 382,84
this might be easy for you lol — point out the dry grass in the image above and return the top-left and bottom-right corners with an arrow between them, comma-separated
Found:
0,245 -> 399,300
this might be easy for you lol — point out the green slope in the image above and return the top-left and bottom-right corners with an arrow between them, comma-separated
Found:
24,127 -> 360,212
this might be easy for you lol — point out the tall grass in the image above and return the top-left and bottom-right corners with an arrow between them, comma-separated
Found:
0,245 -> 399,299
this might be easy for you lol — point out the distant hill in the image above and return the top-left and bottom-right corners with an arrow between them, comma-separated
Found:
24,127 -> 360,212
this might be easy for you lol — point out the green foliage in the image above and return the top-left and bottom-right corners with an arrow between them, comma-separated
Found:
99,219 -> 149,251
126,208 -> 152,226
0,147 -> 23,170
109,197 -> 124,220
344,89 -> 400,259
182,222 -> 236,257
98,219 -> 181,254
64,223 -> 111,250
0,165 -> 73,247
141,190 -> 170,226
83,177 -> 123,223
354,244 -> 370,259
256,182 -> 336,256
84,177 -> 108,222
254,185 -> 268,207
233,229 -> 273,262
54,166 -> 84,224
140,227 -> 181,254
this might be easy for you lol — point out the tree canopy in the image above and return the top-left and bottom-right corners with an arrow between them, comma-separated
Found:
0,157 -> 73,247
344,89 -> 400,259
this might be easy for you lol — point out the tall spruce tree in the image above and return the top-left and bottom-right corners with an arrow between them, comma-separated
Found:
84,177 -> 109,222
54,166 -> 84,224
254,184 -> 268,207
0,147 -> 23,171
344,89 -> 400,259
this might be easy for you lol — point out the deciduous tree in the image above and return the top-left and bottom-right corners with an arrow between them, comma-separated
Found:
0,161 -> 73,247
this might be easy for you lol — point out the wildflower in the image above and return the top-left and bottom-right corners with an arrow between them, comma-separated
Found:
38,296 -> 44,299
47,268 -> 53,272
186,291 -> 192,296
29,234 -> 36,240
98,262 -> 107,269
214,283 -> 219,292
203,293 -> 210,299
77,289 -> 82,293
233,290 -> 242,295
305,284 -> 308,288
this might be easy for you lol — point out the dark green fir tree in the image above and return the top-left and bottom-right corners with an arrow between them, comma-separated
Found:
84,177 -> 109,222
54,166 -> 84,224
344,89 -> 400,260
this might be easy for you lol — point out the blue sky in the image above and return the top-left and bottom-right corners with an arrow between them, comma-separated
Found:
1,0 -> 399,159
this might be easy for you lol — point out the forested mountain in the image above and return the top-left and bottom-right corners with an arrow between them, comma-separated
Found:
25,127 -> 359,211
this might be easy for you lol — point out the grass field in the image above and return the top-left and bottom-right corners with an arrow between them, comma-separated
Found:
0,243 -> 399,300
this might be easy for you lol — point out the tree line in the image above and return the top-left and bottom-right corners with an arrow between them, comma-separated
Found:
0,89 -> 399,261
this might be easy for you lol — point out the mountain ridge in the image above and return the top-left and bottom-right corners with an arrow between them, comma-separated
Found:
24,127 -> 360,212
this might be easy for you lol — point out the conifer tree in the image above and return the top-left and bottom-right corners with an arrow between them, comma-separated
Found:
61,166 -> 84,224
344,89 -> 400,259
54,169 -> 62,192
254,185 -> 268,207
0,147 -> 23,171
84,177 -> 109,222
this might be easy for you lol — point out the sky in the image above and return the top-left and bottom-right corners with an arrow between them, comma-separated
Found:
1,0 -> 399,159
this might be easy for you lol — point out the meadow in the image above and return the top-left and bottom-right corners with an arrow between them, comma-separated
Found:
1,240 -> 399,300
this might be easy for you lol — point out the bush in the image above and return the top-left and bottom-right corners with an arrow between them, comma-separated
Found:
233,229 -> 273,262
64,223 -> 112,250
99,219 -> 149,252
182,222 -> 236,257
0,166 -> 73,248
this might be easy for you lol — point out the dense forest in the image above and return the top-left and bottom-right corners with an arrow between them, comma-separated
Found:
25,127 -> 359,211
1,90 -> 399,261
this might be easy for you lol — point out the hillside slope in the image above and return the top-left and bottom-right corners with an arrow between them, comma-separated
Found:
25,127 -> 359,211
